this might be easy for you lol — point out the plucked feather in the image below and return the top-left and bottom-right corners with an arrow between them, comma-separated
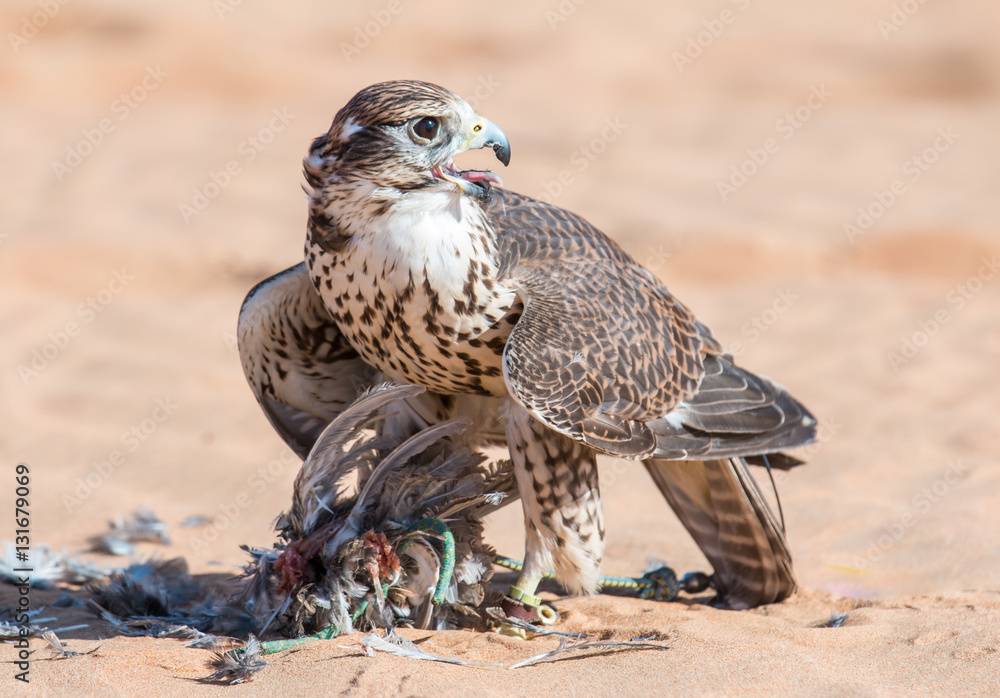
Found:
289,383 -> 425,537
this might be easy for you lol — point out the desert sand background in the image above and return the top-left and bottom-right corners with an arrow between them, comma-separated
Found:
2,0 -> 999,695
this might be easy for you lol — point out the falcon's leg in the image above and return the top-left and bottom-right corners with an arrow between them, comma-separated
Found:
504,400 -> 604,599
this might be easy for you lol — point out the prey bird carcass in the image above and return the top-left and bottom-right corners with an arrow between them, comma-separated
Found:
232,383 -> 517,637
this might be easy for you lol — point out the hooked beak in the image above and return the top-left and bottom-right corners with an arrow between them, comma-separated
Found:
431,117 -> 510,194
467,117 -> 511,167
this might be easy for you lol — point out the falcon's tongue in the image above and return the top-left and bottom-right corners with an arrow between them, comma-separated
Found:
459,169 -> 503,186
434,160 -> 504,189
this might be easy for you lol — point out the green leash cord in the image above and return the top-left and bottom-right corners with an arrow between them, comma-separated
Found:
493,555 -> 701,602
235,518 -> 456,658
249,596 -> 370,656
256,624 -> 341,655
405,518 -> 456,606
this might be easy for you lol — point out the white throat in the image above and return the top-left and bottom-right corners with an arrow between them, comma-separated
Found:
327,184 -> 498,297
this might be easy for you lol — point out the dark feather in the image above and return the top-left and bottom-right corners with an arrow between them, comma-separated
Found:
643,457 -> 795,608
202,635 -> 267,684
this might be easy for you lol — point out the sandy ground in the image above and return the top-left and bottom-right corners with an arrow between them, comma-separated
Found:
2,0 -> 1000,695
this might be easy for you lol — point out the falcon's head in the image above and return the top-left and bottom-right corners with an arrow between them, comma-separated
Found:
305,80 -> 510,199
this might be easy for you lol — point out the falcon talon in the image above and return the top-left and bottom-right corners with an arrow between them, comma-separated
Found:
496,624 -> 529,640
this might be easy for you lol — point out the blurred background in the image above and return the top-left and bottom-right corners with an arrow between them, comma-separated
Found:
2,0 -> 998,600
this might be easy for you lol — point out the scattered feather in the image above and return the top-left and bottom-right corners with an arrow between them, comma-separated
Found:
483,492 -> 507,506
184,630 -> 234,650
120,620 -> 226,647
91,509 -> 170,555
86,560 -> 257,641
93,537 -> 135,556
510,637 -> 669,669
0,621 -> 44,641
41,630 -> 102,658
53,593 -> 88,608
89,559 -> 195,619
0,541 -> 109,588
362,631 -> 498,667
1,608 -> 92,639
812,612 -> 849,628
485,608 -> 585,639
202,635 -> 267,684
86,600 -> 127,631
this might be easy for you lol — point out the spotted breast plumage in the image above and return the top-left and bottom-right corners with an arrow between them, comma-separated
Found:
238,80 -> 817,610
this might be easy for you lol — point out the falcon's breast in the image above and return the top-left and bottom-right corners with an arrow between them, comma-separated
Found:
306,187 -> 518,397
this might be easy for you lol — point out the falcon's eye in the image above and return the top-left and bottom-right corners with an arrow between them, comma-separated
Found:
410,117 -> 440,142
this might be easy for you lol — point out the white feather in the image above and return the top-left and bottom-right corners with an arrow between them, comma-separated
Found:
339,117 -> 364,139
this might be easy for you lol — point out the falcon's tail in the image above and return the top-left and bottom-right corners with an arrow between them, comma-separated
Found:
642,457 -> 795,609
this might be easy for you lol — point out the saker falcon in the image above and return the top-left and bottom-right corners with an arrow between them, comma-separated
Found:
238,80 -> 816,611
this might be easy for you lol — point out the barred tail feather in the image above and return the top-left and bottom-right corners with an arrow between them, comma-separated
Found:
642,457 -> 795,609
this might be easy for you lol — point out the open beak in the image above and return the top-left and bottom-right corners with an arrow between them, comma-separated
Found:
432,117 -> 510,193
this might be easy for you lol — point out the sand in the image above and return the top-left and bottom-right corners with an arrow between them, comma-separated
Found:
2,0 -> 999,695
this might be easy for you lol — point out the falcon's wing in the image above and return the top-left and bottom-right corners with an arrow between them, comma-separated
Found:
489,191 -> 815,460
238,264 -> 505,458
238,263 -> 373,458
